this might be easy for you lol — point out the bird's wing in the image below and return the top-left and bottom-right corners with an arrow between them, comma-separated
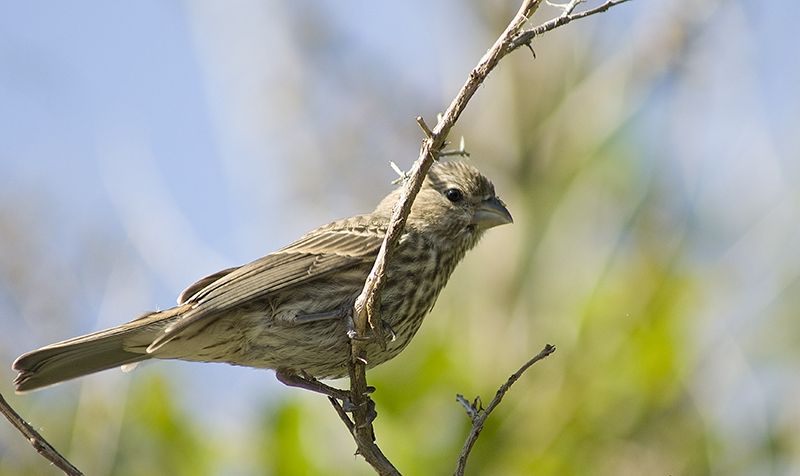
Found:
148,220 -> 385,351
177,267 -> 241,305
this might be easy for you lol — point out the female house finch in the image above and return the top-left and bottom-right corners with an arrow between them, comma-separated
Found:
13,161 -> 512,394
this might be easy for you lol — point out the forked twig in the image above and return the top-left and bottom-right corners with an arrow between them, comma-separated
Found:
454,344 -> 557,476
510,0 -> 633,50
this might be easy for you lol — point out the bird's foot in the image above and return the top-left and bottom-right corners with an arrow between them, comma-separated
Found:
345,312 -> 397,343
275,369 -> 373,412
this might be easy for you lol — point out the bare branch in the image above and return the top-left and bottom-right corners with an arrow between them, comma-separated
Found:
345,3 -> 547,470
510,0 -> 634,51
415,116 -> 434,139
0,392 -> 84,476
546,0 -> 586,16
440,136 -> 470,158
454,344 -> 556,476
330,1 -> 632,473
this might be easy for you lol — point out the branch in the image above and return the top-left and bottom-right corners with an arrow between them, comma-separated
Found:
0,392 -> 84,476
454,344 -> 557,476
345,2 -> 546,471
509,0 -> 634,51
333,0 -> 631,473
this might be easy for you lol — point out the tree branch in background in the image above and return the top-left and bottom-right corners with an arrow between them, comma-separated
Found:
0,392 -> 84,476
454,345 -> 557,476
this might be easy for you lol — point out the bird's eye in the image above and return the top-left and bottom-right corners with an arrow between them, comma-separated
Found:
444,188 -> 464,203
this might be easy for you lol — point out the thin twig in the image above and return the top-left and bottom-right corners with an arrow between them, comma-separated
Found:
454,344 -> 556,476
547,0 -> 586,16
510,0 -> 633,50
440,136 -> 470,158
0,392 -> 84,476
415,116 -> 434,139
328,397 -> 356,434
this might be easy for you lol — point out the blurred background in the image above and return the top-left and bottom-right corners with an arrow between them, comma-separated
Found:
1,0 -> 798,474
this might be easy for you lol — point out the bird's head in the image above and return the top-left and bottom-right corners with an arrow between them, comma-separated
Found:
377,161 -> 512,245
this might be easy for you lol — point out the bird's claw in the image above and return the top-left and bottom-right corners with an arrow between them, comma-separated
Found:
345,311 -> 396,343
346,328 -> 371,341
358,398 -> 378,428
381,321 -> 397,342
338,387 -> 375,412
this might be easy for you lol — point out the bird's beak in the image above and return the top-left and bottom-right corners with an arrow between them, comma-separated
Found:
471,196 -> 513,229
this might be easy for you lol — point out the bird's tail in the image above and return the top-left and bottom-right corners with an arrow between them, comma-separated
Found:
13,307 -> 185,393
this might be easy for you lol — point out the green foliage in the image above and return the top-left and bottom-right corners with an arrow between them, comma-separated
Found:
258,401 -> 311,475
112,374 -> 213,476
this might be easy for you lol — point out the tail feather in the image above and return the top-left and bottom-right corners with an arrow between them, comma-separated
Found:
13,308 -> 186,393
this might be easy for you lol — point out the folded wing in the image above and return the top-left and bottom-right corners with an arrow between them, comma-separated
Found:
149,220 -> 386,351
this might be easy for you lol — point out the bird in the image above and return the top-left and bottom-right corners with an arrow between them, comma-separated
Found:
13,161 -> 512,397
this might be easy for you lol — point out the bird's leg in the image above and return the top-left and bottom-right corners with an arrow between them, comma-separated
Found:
293,308 -> 396,343
275,369 -> 373,412
284,308 -> 395,344
275,369 -> 350,400
283,309 -> 347,325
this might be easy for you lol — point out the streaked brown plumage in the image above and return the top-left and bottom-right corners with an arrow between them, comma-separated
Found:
13,161 -> 512,393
